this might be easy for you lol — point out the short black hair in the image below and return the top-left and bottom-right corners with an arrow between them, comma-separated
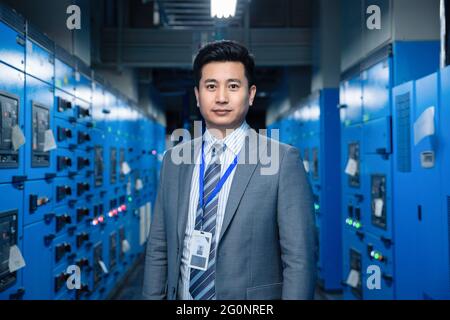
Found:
193,40 -> 255,88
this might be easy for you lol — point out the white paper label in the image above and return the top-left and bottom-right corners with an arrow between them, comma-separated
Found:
135,178 -> 144,191
139,206 -> 146,246
9,245 -> 26,273
75,71 -> 81,82
346,269 -> 360,288
414,106 -> 435,145
345,158 -> 358,177
303,160 -> 310,173
43,130 -> 57,152
121,161 -> 131,175
374,198 -> 384,218
98,260 -> 109,274
12,125 -> 25,151
122,239 -> 130,253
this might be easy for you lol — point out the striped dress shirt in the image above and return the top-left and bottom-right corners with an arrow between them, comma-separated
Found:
178,121 -> 250,300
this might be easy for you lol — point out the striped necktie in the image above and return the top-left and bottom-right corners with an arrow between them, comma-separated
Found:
189,143 -> 223,300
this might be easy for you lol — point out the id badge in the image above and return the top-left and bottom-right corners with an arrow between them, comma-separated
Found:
188,230 -> 212,271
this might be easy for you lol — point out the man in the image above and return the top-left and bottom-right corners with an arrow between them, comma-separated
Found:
143,40 -> 316,300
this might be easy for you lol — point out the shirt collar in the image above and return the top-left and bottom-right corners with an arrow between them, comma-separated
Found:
203,121 -> 250,157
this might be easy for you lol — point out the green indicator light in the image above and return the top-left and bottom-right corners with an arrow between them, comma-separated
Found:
355,222 -> 361,229
314,204 -> 320,211
128,196 -> 133,202
374,253 -> 380,260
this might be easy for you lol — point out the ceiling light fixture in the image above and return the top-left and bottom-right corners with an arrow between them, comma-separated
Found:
211,0 -> 237,19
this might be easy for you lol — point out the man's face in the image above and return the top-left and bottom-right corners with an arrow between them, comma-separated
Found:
195,61 -> 256,133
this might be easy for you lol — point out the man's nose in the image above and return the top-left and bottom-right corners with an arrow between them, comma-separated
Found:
215,86 -> 229,104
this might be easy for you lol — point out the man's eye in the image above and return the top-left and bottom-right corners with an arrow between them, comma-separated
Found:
206,84 -> 216,90
229,84 -> 240,90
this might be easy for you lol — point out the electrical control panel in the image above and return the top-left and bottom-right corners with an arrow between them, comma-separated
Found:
0,210 -> 18,292
0,93 -> 19,168
0,1 -> 165,301
31,103 -> 50,167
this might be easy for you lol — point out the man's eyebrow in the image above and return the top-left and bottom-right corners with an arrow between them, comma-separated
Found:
203,79 -> 242,83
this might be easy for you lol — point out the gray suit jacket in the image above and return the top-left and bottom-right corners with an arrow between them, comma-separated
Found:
142,129 -> 316,300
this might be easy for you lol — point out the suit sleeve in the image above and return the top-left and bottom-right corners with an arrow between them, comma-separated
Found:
277,146 -> 316,300
142,151 -> 169,299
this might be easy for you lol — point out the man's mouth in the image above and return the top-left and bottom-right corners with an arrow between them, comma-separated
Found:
212,109 -> 232,115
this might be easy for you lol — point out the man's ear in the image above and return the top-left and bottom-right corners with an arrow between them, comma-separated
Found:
194,86 -> 200,107
249,85 -> 257,106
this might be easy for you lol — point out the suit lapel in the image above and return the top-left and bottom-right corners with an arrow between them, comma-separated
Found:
218,129 -> 266,242
177,138 -> 201,248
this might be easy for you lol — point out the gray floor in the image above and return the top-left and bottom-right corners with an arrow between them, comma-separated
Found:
111,257 -> 146,300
